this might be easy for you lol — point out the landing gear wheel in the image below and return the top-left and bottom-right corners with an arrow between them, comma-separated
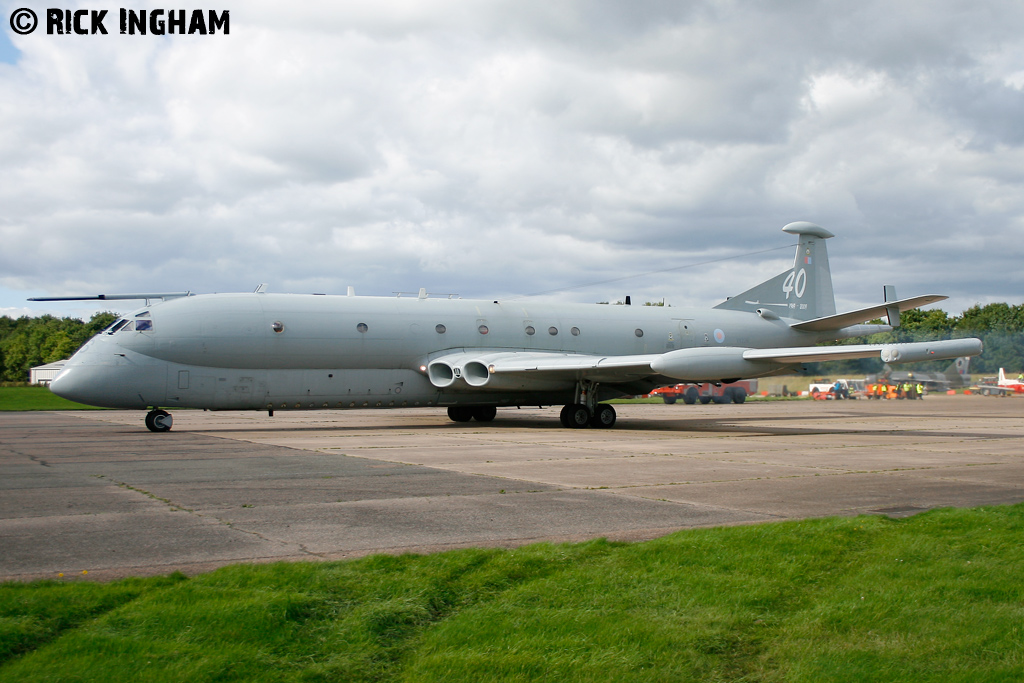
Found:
447,406 -> 474,422
471,406 -> 497,422
590,404 -> 616,428
145,409 -> 173,432
559,404 -> 591,429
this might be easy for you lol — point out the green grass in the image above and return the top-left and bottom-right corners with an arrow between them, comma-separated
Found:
0,386 -> 105,411
2,506 -> 1023,682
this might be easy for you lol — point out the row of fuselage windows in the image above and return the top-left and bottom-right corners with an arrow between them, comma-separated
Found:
105,316 -> 649,338
354,323 -> 646,338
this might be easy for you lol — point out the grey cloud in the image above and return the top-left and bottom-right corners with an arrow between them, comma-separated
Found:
2,0 -> 1023,319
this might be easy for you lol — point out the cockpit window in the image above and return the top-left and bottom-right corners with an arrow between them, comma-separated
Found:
106,316 -> 153,333
135,311 -> 150,318
107,319 -> 129,334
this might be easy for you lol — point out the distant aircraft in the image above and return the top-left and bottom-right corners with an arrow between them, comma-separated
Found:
997,369 -> 1024,393
35,222 -> 982,431
873,356 -> 973,392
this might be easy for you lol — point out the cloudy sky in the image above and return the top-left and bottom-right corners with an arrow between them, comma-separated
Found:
2,0 -> 1023,321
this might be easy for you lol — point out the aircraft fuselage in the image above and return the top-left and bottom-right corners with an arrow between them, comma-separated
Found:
52,292 -> 831,412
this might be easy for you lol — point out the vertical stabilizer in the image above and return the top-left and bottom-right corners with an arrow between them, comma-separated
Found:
714,222 -> 837,322
948,356 -> 971,382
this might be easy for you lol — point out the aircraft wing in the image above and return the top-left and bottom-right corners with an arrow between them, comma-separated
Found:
427,336 -> 983,389
488,351 -> 662,382
789,295 -> 947,331
742,337 -> 983,365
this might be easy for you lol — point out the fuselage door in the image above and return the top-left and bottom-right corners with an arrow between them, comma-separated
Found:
673,319 -> 694,350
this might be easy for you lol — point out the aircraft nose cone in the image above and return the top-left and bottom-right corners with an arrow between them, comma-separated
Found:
48,358 -> 164,409
49,366 -> 91,405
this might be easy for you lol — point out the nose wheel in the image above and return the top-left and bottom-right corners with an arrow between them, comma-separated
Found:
145,409 -> 173,432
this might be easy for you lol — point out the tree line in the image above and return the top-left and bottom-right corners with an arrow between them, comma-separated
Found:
0,313 -> 117,382
809,303 -> 1024,376
0,303 -> 1020,383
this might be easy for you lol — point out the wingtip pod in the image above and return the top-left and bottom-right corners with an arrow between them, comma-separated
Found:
880,338 -> 983,364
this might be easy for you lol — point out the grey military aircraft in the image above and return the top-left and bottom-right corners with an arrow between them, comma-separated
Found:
871,356 -> 973,392
36,222 -> 982,432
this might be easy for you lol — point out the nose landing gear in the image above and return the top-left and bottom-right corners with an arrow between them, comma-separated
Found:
145,409 -> 173,432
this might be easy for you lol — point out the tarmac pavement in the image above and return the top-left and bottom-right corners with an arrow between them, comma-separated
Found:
2,395 -> 1022,581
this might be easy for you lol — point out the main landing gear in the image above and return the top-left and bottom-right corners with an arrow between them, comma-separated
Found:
559,402 -> 616,429
559,379 -> 616,429
145,409 -> 173,432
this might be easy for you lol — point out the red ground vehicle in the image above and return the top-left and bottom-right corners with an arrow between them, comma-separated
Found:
650,380 -> 758,405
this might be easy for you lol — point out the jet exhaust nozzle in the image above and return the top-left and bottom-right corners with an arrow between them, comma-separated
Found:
427,361 -> 457,388
426,356 -> 492,388
463,361 -> 490,387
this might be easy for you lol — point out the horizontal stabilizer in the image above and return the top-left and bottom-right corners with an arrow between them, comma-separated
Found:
789,295 -> 947,332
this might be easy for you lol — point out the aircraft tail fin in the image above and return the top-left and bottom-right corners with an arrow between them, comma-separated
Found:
714,222 -> 836,322
947,356 -> 971,383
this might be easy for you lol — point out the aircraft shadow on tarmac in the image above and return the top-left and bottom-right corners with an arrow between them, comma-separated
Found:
140,410 -> 1010,441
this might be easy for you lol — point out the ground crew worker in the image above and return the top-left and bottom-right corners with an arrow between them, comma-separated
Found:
916,382 -> 924,398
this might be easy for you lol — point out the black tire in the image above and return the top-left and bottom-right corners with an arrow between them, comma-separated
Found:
663,396 -> 677,405
560,404 -> 591,429
145,409 -> 173,432
732,387 -> 747,404
698,395 -> 712,405
683,387 -> 698,405
472,406 -> 497,422
712,394 -> 731,404
447,406 -> 474,422
590,404 -> 616,428
559,405 -> 572,428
